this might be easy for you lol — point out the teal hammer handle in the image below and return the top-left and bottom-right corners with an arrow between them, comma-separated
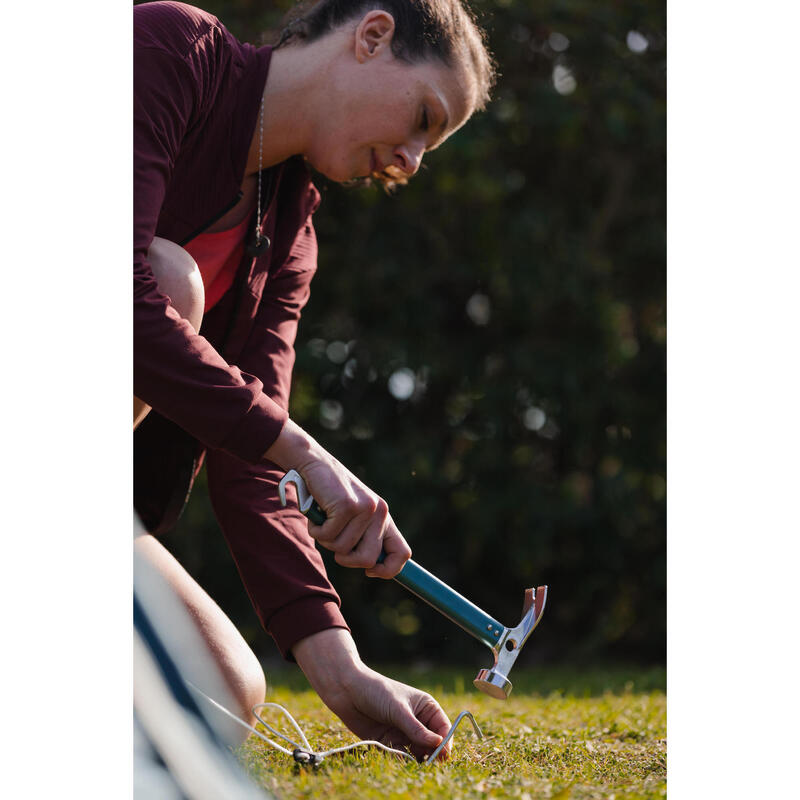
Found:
302,496 -> 504,649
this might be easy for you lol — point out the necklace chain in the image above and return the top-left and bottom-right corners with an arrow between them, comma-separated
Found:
255,95 -> 264,244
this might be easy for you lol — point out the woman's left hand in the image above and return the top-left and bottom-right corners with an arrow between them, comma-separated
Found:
292,629 -> 452,762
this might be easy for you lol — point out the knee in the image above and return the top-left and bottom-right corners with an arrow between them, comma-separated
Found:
147,237 -> 204,333
246,671 -> 267,724
225,653 -> 266,744
199,647 -> 266,745
233,650 -> 267,720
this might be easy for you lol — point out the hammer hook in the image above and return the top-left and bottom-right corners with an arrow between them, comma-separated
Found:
278,469 -> 314,515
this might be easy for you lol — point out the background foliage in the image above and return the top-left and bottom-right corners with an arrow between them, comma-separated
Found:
156,0 -> 666,666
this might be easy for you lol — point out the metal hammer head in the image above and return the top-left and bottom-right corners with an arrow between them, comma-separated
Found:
473,585 -> 547,699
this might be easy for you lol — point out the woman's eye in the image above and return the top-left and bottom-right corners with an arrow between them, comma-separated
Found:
421,108 -> 430,132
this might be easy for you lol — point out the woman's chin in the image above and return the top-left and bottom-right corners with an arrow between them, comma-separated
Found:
305,156 -> 368,184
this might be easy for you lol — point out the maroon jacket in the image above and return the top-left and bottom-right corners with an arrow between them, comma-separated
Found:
133,1 -> 349,657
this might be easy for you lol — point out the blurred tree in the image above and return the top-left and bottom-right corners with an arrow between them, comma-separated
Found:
152,0 -> 666,665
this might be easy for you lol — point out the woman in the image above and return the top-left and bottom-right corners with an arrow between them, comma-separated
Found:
134,0 -> 494,760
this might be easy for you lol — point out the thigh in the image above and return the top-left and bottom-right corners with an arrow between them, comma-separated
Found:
133,532 -> 266,727
134,237 -> 205,429
145,237 -> 205,332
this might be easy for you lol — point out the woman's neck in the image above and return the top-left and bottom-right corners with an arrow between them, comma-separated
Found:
243,37 -> 341,176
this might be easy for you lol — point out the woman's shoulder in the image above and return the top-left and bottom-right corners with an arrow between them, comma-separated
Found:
134,2 -> 227,56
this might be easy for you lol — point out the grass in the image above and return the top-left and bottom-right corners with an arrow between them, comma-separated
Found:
236,665 -> 666,799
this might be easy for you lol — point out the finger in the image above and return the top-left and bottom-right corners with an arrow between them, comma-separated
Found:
336,501 -> 388,568
303,474 -> 375,545
327,512 -> 372,555
392,707 -> 444,757
365,521 -> 410,578
418,702 -> 452,740
306,513 -> 348,546
416,701 -> 453,760
335,526 -> 384,568
309,493 -> 373,550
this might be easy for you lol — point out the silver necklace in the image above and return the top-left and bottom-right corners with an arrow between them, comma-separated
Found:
248,94 -> 270,256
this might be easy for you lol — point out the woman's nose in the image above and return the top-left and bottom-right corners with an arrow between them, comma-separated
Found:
393,140 -> 425,176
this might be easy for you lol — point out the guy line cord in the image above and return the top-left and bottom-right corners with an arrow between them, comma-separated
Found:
186,681 -> 482,767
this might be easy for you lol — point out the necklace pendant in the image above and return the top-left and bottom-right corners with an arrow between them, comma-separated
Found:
247,233 -> 270,257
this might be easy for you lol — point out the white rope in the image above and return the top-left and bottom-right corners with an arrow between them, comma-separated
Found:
187,681 -> 417,764
252,702 -> 312,751
186,681 -> 482,767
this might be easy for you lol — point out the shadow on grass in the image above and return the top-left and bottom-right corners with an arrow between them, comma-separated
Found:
263,662 -> 666,698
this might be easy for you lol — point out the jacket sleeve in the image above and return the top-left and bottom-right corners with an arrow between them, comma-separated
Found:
134,44 -> 288,463
205,217 -> 350,660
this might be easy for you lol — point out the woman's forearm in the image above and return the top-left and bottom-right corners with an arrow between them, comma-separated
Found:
291,628 -> 365,698
262,418 -> 318,471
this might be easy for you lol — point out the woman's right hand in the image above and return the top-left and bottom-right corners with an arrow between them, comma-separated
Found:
264,419 -> 411,578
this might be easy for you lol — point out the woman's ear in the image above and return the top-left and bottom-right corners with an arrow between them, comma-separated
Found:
354,10 -> 396,62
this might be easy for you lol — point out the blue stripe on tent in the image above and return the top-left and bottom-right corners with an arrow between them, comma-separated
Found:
133,592 -> 222,746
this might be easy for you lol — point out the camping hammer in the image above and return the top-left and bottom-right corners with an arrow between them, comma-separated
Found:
278,470 -> 547,699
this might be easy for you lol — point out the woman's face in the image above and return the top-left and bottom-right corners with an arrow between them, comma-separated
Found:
304,16 -> 475,184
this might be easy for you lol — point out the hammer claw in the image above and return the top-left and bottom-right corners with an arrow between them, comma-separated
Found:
522,588 -> 535,616
473,584 -> 548,700
533,585 -> 547,626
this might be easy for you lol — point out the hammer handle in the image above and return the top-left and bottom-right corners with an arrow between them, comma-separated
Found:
299,492 -> 505,650
385,557 -> 505,649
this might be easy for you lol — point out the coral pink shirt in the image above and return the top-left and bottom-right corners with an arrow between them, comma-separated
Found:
183,212 -> 252,312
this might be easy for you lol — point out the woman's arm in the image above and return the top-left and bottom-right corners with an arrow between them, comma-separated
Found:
134,35 -> 290,462
205,222 -> 407,662
292,628 -> 452,762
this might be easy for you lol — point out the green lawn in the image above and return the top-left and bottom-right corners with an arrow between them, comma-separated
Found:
236,666 -> 666,799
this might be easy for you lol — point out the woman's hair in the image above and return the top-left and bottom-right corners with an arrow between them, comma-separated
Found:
276,0 -> 495,112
